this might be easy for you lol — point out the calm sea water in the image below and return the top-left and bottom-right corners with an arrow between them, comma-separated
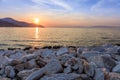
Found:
0,27 -> 120,49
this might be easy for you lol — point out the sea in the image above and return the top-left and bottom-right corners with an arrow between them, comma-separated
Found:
0,27 -> 120,49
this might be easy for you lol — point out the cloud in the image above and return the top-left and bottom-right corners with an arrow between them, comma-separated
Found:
31,0 -> 72,10
91,0 -> 120,13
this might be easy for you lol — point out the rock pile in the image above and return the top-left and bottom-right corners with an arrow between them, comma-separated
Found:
0,44 -> 120,80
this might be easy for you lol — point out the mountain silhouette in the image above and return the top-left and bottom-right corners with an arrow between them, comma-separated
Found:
0,17 -> 44,27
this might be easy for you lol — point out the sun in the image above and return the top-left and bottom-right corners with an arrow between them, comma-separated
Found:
34,18 -> 40,24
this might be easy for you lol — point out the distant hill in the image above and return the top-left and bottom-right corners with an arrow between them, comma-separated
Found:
0,17 -> 44,27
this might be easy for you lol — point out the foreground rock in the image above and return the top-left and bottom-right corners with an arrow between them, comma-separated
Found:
26,59 -> 63,80
40,73 -> 80,80
0,44 -> 120,80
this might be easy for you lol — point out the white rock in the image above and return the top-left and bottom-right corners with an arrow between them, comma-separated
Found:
56,47 -> 68,56
17,68 -> 39,80
26,59 -> 63,80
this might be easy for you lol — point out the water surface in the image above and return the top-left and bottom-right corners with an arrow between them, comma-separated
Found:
0,27 -> 120,49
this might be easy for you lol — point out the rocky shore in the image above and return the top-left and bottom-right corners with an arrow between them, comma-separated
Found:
0,44 -> 120,80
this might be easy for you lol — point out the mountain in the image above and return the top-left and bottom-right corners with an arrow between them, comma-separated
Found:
0,17 -> 44,27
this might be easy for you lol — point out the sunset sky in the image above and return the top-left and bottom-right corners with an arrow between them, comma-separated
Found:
0,0 -> 120,27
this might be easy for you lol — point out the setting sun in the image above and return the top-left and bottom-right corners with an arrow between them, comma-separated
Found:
34,18 -> 40,24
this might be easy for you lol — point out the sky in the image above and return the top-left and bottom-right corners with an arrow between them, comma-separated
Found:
0,0 -> 120,27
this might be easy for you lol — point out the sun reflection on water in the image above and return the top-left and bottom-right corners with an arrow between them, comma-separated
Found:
35,27 -> 39,39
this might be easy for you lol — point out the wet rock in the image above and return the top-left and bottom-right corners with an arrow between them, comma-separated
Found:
112,63 -> 120,73
56,47 -> 68,56
26,59 -> 63,80
94,68 -> 104,80
17,68 -> 39,80
40,73 -> 80,80
41,46 -> 52,49
109,72 -> 120,80
23,47 -> 32,51
5,66 -> 15,78
53,46 -> 61,49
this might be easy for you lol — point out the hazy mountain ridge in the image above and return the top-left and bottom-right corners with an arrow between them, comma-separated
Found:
0,17 -> 44,27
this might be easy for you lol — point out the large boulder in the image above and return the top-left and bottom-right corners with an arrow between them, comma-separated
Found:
26,59 -> 63,80
17,68 -> 39,80
56,47 -> 68,56
40,73 -> 80,80
81,52 -> 116,71
44,59 -> 63,75
5,66 -> 15,78
24,59 -> 36,69
21,54 -> 37,62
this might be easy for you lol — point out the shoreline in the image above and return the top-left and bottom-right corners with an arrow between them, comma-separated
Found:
0,44 -> 120,80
